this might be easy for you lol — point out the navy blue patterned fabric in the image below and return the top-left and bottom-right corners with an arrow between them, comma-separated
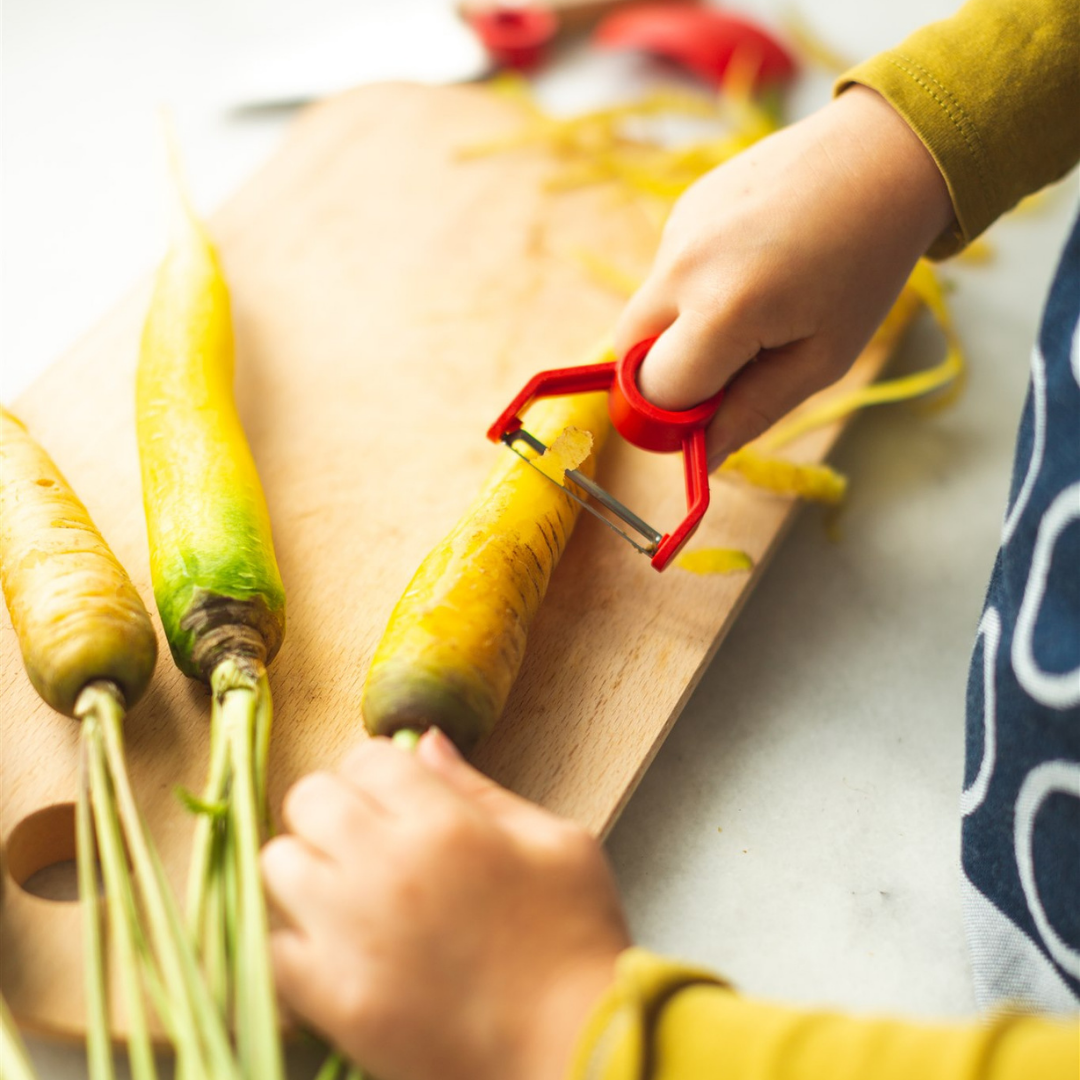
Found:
961,210 -> 1080,1012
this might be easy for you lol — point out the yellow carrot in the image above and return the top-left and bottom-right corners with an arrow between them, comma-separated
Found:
0,407 -> 156,714
135,135 -> 282,1080
136,168 -> 284,683
0,407 -> 237,1080
363,346 -> 612,752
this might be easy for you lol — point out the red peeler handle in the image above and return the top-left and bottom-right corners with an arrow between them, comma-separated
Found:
488,339 -> 724,571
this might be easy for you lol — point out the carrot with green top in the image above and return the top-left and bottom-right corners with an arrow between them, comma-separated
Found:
135,141 -> 284,1080
0,407 -> 238,1080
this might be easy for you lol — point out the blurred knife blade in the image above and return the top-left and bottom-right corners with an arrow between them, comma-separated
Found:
227,3 -> 492,114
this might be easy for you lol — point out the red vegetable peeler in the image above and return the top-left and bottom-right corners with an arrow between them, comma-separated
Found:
488,338 -> 723,571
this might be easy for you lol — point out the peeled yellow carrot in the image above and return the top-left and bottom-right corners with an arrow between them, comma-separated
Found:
363,346 -> 612,752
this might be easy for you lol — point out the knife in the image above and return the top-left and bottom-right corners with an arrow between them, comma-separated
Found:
227,0 -> 690,113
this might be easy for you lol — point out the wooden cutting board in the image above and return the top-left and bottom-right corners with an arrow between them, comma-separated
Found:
0,83 -> 916,1039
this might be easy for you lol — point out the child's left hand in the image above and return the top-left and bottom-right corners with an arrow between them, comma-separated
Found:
261,728 -> 631,1080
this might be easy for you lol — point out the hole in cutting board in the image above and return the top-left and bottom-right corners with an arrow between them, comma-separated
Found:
5,802 -> 98,902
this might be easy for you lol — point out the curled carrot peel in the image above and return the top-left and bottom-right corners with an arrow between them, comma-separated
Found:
955,237 -> 995,264
759,261 -> 966,453
674,548 -> 754,575
465,77 -> 778,202
719,450 -> 848,505
779,10 -> 854,73
534,426 -> 594,485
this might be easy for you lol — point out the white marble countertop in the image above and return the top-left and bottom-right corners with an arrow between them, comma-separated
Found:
4,1 -> 1076,1076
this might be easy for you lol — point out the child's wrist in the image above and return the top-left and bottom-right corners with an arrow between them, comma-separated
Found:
831,85 -> 955,254
512,948 -> 623,1080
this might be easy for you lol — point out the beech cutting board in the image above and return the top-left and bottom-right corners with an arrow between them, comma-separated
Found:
0,83 -> 916,1038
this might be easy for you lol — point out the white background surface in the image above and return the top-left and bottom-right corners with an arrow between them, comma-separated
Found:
3,1 -> 1076,1076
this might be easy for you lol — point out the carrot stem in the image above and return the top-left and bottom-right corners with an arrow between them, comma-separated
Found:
186,716 -> 230,942
84,715 -> 158,1080
391,728 -> 422,751
212,659 -> 282,1080
313,1055 -> 343,1080
76,733 -> 113,1080
313,1051 -> 369,1080
204,835 -> 229,1015
86,684 -> 240,1080
0,995 -> 40,1080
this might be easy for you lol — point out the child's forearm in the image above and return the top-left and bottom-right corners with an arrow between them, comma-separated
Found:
570,948 -> 1078,1080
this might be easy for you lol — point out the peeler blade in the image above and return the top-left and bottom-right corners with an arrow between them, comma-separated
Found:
501,429 -> 663,556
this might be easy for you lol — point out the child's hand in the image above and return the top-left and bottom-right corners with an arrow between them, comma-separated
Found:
616,86 -> 955,467
261,729 -> 630,1080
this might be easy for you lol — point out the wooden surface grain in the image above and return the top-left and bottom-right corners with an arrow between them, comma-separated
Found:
0,82 -> 915,1038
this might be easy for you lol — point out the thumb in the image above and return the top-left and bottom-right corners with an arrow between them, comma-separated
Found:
614,270 -> 756,412
635,311 -> 759,417
416,728 -> 531,821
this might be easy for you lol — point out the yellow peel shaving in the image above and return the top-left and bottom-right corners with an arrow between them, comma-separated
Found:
759,259 -> 966,452
533,427 -> 593,486
955,237 -> 995,264
463,83 -> 776,208
461,88 -> 721,161
719,449 -> 847,504
1012,189 -> 1052,216
486,72 -> 545,114
675,548 -> 754,574
780,10 -> 854,73
570,248 -> 643,297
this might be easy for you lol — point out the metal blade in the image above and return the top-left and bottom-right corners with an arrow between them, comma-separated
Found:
501,430 -> 662,556
225,4 -> 491,114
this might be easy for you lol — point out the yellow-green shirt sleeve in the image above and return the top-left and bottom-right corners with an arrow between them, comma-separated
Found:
569,948 -> 1078,1080
835,0 -> 1080,257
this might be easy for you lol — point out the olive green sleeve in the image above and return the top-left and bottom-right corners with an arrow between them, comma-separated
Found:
835,0 -> 1080,257
569,948 -> 1079,1080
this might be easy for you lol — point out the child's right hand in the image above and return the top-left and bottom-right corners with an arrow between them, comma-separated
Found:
615,86 -> 956,468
